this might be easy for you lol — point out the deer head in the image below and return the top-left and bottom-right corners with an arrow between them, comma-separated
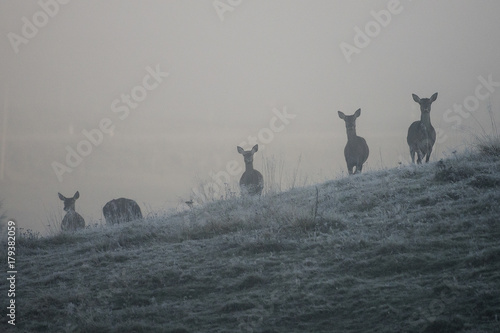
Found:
58,191 -> 80,212
237,144 -> 259,165
412,92 -> 438,114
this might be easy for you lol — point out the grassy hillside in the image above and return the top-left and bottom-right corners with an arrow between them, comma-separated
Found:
3,143 -> 500,332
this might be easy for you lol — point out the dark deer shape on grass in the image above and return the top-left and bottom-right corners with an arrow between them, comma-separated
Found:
338,109 -> 369,175
407,92 -> 438,164
103,198 -> 143,225
58,191 -> 85,231
237,144 -> 264,196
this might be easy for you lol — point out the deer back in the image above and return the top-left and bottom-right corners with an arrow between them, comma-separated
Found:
103,198 -> 143,225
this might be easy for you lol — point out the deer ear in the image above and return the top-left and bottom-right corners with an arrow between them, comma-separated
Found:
74,191 -> 80,199
58,193 -> 65,201
354,109 -> 361,117
237,146 -> 244,154
430,92 -> 438,102
252,144 -> 258,153
412,94 -> 421,103
338,111 -> 345,119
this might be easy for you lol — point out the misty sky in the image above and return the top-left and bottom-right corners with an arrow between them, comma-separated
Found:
1,0 -> 500,233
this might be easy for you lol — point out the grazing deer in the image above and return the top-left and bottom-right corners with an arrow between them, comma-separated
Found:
338,109 -> 369,175
103,198 -> 143,225
237,144 -> 264,196
58,191 -> 85,231
407,92 -> 438,164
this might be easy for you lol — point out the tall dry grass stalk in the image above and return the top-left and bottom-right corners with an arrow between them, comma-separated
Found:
261,154 -> 285,195
42,206 -> 63,237
261,154 -> 310,195
476,135 -> 500,157
472,102 -> 500,157
190,176 -> 239,205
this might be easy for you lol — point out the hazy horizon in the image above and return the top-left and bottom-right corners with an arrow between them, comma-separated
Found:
1,0 -> 499,233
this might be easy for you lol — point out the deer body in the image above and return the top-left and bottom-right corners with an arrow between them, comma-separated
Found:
237,144 -> 264,196
58,191 -> 85,231
103,198 -> 142,225
338,109 -> 369,175
407,93 -> 438,164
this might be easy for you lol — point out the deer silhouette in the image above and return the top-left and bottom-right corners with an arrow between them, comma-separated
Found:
237,144 -> 264,196
338,109 -> 369,175
407,92 -> 438,164
103,198 -> 142,225
58,191 -> 85,231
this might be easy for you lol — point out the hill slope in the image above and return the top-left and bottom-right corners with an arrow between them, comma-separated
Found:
3,149 -> 500,332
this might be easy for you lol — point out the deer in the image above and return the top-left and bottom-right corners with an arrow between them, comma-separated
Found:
58,191 -> 85,231
407,92 -> 438,164
237,144 -> 264,196
102,198 -> 142,225
338,109 -> 369,175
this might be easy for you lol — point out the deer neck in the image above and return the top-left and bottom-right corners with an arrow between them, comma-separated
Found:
420,112 -> 432,126
245,161 -> 254,172
346,127 -> 357,141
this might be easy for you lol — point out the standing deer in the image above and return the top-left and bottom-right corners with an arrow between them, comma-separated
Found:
338,109 -> 369,175
103,198 -> 142,225
237,144 -> 264,196
58,191 -> 85,231
407,92 -> 438,164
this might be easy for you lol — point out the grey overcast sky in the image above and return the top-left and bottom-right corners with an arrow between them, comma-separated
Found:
1,0 -> 500,233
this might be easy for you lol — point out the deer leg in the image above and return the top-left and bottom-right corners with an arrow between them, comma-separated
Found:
425,147 -> 432,163
410,148 -> 416,164
347,164 -> 354,175
416,150 -> 423,164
